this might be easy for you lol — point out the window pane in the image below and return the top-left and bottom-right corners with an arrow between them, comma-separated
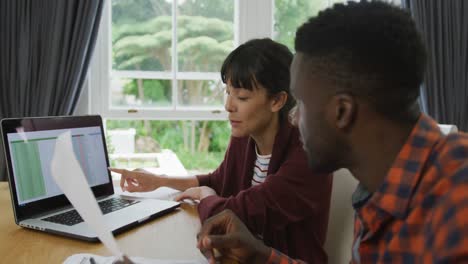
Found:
177,79 -> 225,107
274,0 -> 329,51
177,0 -> 235,72
274,0 -> 401,52
111,78 -> 172,108
112,0 -> 172,71
106,120 -> 230,174
329,0 -> 354,4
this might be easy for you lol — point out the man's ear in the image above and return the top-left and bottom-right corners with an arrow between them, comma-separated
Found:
330,93 -> 356,130
270,91 -> 288,113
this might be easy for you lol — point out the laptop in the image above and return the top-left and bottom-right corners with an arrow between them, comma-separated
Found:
1,115 -> 180,241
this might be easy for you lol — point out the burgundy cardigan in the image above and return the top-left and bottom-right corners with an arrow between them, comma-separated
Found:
197,122 -> 333,263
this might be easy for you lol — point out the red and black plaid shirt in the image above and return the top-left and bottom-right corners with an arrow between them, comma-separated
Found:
267,114 -> 468,263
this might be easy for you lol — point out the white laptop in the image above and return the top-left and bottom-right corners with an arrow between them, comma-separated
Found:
1,115 -> 180,241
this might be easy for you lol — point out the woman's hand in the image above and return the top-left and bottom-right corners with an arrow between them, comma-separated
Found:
175,186 -> 217,202
109,168 -> 167,193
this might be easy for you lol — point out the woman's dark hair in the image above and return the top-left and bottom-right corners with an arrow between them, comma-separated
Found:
220,38 -> 295,122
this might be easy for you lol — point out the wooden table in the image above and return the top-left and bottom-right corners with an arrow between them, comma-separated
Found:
0,182 -> 206,263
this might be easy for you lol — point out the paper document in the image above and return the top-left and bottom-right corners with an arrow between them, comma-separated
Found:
51,131 -> 122,257
116,186 -> 181,201
63,253 -> 207,264
52,132 -> 206,264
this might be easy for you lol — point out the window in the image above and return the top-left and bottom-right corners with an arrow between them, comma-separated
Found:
273,0 -> 328,51
91,0 -> 273,173
273,0 -> 401,51
95,0 -> 241,172
106,119 -> 230,175
91,0 -> 274,119
89,0 -> 401,173
109,0 -> 235,119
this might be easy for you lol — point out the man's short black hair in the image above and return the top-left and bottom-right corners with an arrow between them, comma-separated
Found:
295,1 -> 427,121
221,38 -> 295,122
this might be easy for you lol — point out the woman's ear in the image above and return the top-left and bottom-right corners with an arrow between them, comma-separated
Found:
270,91 -> 288,113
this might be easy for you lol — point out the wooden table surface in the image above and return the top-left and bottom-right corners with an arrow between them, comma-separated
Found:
0,182 -> 207,263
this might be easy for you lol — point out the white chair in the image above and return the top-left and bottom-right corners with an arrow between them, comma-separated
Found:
324,168 -> 358,264
438,124 -> 458,135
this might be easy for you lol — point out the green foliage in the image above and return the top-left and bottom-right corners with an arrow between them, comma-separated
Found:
108,0 -> 324,170
178,35 -> 232,72
177,16 -> 233,41
208,121 -> 230,152
112,14 -> 233,72
274,0 -> 328,51
113,16 -> 172,43
112,0 -> 170,26
106,120 -> 147,136
106,120 -> 231,170
105,133 -> 115,154
178,0 -> 234,21
177,150 -> 224,170
112,157 -> 159,169
122,79 -> 171,104
153,121 -> 185,151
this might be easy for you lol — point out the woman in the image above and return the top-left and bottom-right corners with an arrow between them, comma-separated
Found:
110,38 -> 332,263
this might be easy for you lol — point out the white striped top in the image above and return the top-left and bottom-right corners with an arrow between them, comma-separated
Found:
251,146 -> 271,186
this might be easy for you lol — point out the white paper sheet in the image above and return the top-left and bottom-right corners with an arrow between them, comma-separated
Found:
51,131 -> 123,258
63,253 -> 207,264
115,186 -> 181,201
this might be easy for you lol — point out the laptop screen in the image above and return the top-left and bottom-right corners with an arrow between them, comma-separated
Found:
1,115 -> 114,221
7,126 -> 110,205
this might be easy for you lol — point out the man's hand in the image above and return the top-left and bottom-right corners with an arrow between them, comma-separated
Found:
175,186 -> 217,202
197,210 -> 271,264
109,168 -> 166,193
112,255 -> 134,264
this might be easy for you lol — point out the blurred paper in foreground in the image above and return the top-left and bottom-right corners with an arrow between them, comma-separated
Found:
51,131 -> 122,257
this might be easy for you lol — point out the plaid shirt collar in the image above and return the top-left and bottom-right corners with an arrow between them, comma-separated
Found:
354,114 -> 444,232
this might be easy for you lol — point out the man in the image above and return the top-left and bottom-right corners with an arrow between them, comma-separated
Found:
197,1 -> 468,263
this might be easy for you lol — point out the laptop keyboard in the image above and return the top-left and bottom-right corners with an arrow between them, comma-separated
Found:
42,197 -> 140,226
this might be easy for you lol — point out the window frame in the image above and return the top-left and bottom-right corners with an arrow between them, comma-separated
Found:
89,0 -> 274,120
84,0 -> 402,120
